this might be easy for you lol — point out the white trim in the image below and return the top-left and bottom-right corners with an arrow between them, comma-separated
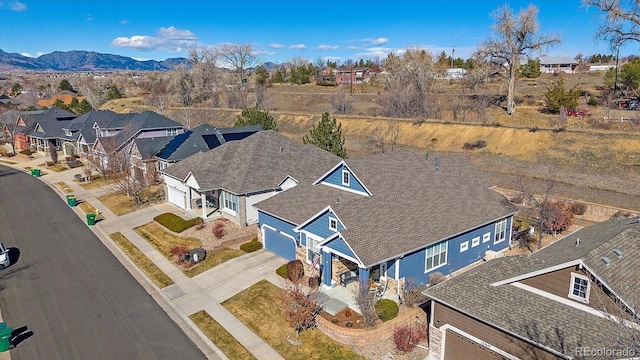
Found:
425,241 -> 448,273
318,181 -> 371,196
511,282 -> 606,318
568,272 -> 591,303
320,232 -> 364,265
482,232 -> 491,243
261,224 -> 297,241
395,259 -> 400,281
440,324 -> 519,360
490,260 -> 580,286
312,160 -> 373,196
493,218 -> 508,244
293,205 -> 347,231
328,217 -> 338,231
341,169 -> 350,186
460,241 -> 469,252
277,175 -> 298,188
306,233 -> 322,263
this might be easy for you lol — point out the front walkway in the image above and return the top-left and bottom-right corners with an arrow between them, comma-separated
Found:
0,156 -> 286,360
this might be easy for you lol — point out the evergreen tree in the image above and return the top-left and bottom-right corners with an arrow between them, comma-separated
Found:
520,59 -> 541,78
106,85 -> 123,100
234,107 -> 278,131
543,78 -> 580,113
10,83 -> 22,97
58,79 -> 74,92
303,112 -> 347,158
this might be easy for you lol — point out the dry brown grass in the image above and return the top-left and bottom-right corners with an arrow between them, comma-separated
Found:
54,182 -> 74,194
222,280 -> 364,360
109,232 -> 174,288
189,310 -> 256,360
96,185 -> 164,216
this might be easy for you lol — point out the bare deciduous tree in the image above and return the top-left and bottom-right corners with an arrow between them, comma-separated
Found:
215,43 -> 259,109
353,278 -> 377,327
77,77 -> 106,109
476,5 -> 560,115
280,281 -> 321,341
330,87 -> 352,114
517,173 -> 556,250
583,0 -> 640,48
369,122 -> 401,153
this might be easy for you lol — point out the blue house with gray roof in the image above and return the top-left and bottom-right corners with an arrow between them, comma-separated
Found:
255,150 -> 517,297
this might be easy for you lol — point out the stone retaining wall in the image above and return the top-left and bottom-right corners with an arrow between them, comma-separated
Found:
316,307 -> 426,346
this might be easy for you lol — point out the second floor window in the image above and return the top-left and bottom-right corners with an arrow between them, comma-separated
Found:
166,128 -> 178,136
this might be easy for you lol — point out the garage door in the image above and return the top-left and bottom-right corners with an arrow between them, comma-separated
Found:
264,227 -> 296,260
444,330 -> 509,360
167,186 -> 185,209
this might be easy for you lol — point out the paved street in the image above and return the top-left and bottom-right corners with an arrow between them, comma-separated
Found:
0,165 -> 206,359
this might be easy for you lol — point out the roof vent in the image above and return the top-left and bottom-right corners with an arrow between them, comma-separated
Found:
612,249 -> 623,258
279,145 -> 284,153
600,256 -> 611,266
575,238 -> 580,247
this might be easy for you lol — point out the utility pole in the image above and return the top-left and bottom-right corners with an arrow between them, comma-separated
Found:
450,47 -> 455,68
614,48 -> 620,97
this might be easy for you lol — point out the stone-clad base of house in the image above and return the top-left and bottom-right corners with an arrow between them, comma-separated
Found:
428,324 -> 443,360
316,307 -> 426,347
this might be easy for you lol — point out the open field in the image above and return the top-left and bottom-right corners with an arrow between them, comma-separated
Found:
101,72 -> 640,211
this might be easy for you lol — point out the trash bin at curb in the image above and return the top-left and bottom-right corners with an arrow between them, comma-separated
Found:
0,324 -> 13,351
33,169 -> 41,177
66,195 -> 77,207
86,213 -> 96,226
30,169 -> 35,176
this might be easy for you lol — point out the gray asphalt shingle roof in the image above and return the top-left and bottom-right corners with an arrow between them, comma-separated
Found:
96,110 -> 183,153
134,136 -> 175,159
162,130 -> 341,194
25,108 -> 77,139
424,217 -> 640,358
257,151 -> 516,266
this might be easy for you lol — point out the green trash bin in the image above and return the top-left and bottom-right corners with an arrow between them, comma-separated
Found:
33,169 -> 41,177
0,325 -> 13,352
29,168 -> 35,176
66,194 -> 77,207
86,213 -> 96,226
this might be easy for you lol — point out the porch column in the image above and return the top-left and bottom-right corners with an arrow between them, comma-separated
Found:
321,249 -> 332,287
201,193 -> 207,219
359,267 -> 370,285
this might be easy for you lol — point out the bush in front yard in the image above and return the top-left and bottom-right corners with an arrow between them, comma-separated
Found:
154,213 -> 202,233
393,323 -> 428,352
240,238 -> 262,253
276,264 -> 287,278
375,299 -> 399,322
286,260 -> 304,283
212,222 -> 227,238
169,245 -> 189,263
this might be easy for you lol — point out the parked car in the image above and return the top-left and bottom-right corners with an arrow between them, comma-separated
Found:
0,242 -> 10,269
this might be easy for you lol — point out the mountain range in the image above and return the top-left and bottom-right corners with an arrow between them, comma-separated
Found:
0,49 -> 193,72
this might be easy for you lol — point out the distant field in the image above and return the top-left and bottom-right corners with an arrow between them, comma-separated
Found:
101,72 -> 640,211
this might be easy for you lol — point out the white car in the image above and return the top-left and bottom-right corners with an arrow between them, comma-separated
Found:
0,242 -> 9,269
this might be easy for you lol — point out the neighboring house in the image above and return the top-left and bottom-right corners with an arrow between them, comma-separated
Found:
424,216 -> 640,360
540,56 -> 578,74
129,136 -> 174,183
155,124 -> 262,171
319,67 -> 372,84
92,110 -> 184,170
255,151 -> 517,295
75,110 -> 133,158
444,68 -> 467,79
160,130 -> 341,224
19,108 -> 77,154
37,90 -> 84,107
0,94 -> 22,108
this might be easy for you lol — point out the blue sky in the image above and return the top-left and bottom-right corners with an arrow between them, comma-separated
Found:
0,0 -> 637,64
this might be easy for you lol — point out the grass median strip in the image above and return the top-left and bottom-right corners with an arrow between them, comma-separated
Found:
109,232 -> 174,289
189,310 -> 256,360
222,280 -> 364,360
55,182 -> 74,193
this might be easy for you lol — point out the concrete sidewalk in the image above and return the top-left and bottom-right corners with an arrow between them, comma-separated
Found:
1,156 -> 286,360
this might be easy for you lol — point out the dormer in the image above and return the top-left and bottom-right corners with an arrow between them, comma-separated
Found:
313,160 -> 371,196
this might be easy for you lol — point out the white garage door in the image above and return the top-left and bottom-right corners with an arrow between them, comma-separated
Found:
167,186 -> 185,209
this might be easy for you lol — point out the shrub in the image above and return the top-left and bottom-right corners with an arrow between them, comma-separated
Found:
286,260 -> 304,282
240,238 -> 262,253
212,222 -> 226,238
587,96 -> 599,106
542,201 -> 574,233
195,222 -> 206,231
154,213 -> 203,233
402,280 -> 428,307
552,126 -> 566,133
610,210 -> 633,219
19,149 -> 33,155
375,299 -> 399,322
428,272 -> 446,286
529,126 -> 539,132
570,202 -> 587,215
510,193 -> 525,204
276,264 -> 288,278
308,276 -> 320,288
169,245 -> 189,263
393,323 -> 428,352
462,140 -> 486,150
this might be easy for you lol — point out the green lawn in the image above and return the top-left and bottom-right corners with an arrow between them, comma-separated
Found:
222,280 -> 364,360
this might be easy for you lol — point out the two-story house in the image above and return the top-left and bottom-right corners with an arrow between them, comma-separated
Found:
424,216 -> 640,360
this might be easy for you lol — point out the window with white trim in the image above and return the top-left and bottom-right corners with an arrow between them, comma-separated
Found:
569,273 -> 590,302
306,234 -> 321,263
460,241 -> 469,252
494,219 -> 507,244
483,232 -> 491,243
471,237 -> 480,248
342,170 -> 350,186
425,242 -> 447,272
166,128 -> 178,136
329,217 -> 338,231
221,191 -> 238,213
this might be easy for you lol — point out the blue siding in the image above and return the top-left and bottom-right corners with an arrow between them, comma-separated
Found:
319,164 -> 368,194
299,209 -> 344,239
397,216 -> 513,286
386,259 -> 397,279
264,228 -> 296,260
323,237 -> 356,259
258,211 -> 298,243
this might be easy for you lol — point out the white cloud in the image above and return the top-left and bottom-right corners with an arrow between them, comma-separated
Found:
316,44 -> 339,51
254,49 -> 276,56
86,14 -> 93,21
120,19 -> 128,25
111,26 -> 198,52
269,43 -> 284,49
371,37 -> 388,45
20,52 -> 34,58
355,46 -> 396,59
289,44 -> 306,50
9,1 -> 26,11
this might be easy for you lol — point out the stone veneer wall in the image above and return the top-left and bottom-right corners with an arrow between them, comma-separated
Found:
316,307 -> 426,346
428,324 -> 443,360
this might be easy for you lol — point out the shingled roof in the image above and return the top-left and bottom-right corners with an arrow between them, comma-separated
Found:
256,152 -> 516,267
424,217 -> 640,358
161,130 -> 342,194
24,107 -> 77,139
